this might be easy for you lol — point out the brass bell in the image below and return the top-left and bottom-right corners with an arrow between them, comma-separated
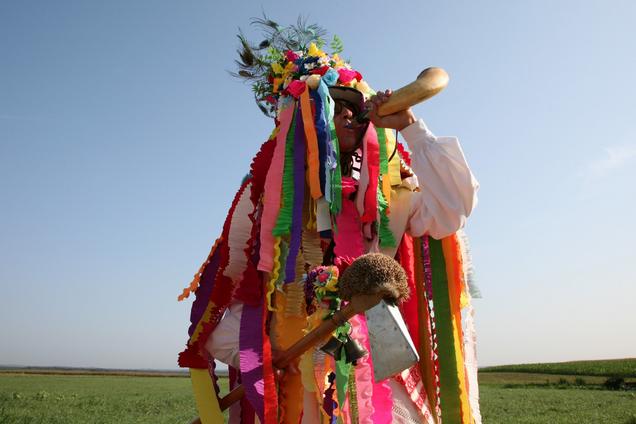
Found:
320,337 -> 344,357
343,338 -> 368,364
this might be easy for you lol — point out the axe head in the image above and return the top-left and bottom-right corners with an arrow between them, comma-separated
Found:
365,300 -> 419,382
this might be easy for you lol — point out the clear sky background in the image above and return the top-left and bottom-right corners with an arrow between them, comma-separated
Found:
1,1 -> 635,370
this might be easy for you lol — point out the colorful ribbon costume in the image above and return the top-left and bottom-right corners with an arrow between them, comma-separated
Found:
178,18 -> 482,424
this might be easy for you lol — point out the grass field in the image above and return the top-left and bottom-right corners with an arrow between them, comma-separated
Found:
480,358 -> 636,378
0,374 -> 199,424
1,359 -> 635,423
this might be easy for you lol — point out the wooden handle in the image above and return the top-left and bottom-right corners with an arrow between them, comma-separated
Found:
217,293 -> 383,412
376,67 -> 449,116
218,385 -> 245,411
274,293 -> 381,368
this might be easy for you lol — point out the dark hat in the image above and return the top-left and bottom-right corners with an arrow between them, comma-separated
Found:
328,86 -> 364,115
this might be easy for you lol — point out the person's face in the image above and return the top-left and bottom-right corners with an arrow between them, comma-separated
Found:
333,100 -> 366,153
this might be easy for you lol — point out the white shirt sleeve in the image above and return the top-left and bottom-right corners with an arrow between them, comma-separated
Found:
401,119 -> 479,239
204,302 -> 242,370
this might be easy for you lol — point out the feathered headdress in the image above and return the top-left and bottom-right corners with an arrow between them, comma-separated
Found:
232,16 -> 368,117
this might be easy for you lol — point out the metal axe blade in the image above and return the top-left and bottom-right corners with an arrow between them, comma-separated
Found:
365,300 -> 419,382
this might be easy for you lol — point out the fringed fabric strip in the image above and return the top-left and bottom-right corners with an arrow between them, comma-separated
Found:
184,243 -> 223,340
377,184 -> 396,248
266,238 -> 282,311
178,135 -> 275,304
355,130 -> 369,219
232,201 -> 263,307
349,314 -> 375,424
224,182 -> 256,284
177,237 -> 221,302
329,129 -> 342,216
457,232 -> 482,423
259,105 -> 295,272
428,237 -> 463,423
458,229 -> 481,299
317,80 -> 339,209
262,294 -> 278,424
386,130 -> 402,186
376,127 -> 389,176
301,87 -> 323,200
359,123 -> 380,224
335,356 -> 351,424
302,230 -> 324,269
272,286 -> 307,423
310,89 -> 328,197
381,175 -> 392,214
273,109 -> 297,236
463,303 -> 482,424
348,366 -> 359,424
334,177 -> 364,258
190,368 -> 225,424
239,302 -> 266,422
398,234 -> 420,349
420,237 -> 441,421
284,278 -> 306,318
442,236 -> 472,424
285,105 -> 306,283
418,236 -> 442,417
180,176 -> 255,368
351,303 -> 394,424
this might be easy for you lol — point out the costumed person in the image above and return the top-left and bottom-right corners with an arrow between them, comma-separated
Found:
178,17 -> 482,424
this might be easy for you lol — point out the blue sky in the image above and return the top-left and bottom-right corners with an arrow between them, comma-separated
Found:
1,1 -> 635,369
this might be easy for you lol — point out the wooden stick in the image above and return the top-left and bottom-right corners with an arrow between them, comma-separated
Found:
217,293 -> 383,411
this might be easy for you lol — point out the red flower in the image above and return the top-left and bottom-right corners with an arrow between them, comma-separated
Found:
310,66 -> 331,76
285,50 -> 300,62
337,68 -> 363,84
285,80 -> 306,98
264,95 -> 277,104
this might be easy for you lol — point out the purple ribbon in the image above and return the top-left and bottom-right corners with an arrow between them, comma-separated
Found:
239,303 -> 265,422
284,104 -> 306,283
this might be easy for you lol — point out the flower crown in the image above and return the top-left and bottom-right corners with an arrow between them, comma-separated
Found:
233,17 -> 365,117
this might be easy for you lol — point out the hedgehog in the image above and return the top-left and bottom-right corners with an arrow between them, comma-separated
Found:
337,253 -> 410,304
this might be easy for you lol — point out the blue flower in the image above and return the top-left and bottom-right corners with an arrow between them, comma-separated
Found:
322,68 -> 339,87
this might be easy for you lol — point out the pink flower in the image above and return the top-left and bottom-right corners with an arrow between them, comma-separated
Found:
337,68 -> 363,84
318,272 -> 329,282
285,50 -> 300,62
285,80 -> 306,98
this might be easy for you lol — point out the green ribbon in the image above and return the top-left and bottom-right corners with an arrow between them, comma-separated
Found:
273,109 -> 297,236
376,127 -> 389,176
335,354 -> 351,423
329,120 -> 342,215
429,237 -> 462,423
377,182 -> 396,248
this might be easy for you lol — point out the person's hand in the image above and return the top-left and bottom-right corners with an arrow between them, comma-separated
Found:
365,89 -> 417,131
271,349 -> 300,377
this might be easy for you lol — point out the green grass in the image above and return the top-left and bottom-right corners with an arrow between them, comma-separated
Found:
1,365 -> 635,424
0,373 -> 201,424
480,384 -> 636,424
480,358 -> 636,378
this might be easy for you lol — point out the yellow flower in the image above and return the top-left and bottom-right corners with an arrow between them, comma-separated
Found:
284,61 -> 296,74
332,54 -> 345,68
271,62 -> 284,75
308,42 -> 326,57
